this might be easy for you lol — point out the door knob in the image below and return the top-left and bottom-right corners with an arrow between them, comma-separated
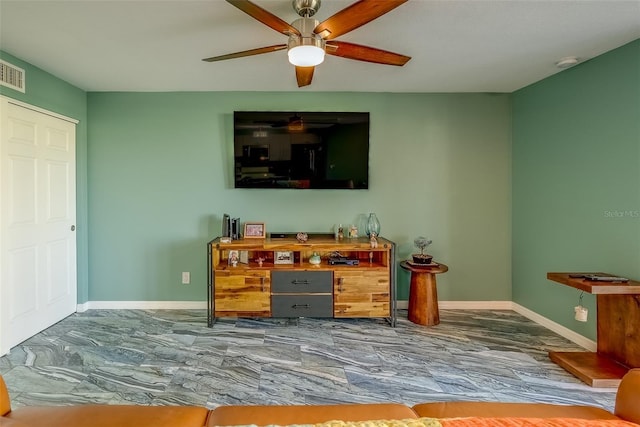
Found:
71,225 -> 76,231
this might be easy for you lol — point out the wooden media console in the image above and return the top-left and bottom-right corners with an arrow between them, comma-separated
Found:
207,234 -> 396,326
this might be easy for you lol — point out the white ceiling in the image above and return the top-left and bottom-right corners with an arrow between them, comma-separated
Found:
1,0 -> 639,93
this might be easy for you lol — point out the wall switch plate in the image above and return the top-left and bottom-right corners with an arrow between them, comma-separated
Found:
181,272 -> 190,284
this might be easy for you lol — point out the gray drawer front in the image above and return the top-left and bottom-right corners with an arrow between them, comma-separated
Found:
271,271 -> 332,293
271,295 -> 333,318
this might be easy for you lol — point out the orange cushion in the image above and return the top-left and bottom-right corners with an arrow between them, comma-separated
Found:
207,404 -> 419,426
412,402 -> 619,420
0,376 -> 11,416
5,405 -> 209,427
439,418 -> 638,427
615,369 -> 640,424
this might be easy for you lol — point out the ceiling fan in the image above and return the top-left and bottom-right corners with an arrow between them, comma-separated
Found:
203,0 -> 411,87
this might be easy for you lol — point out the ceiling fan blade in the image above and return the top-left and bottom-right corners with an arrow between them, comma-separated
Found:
326,41 -> 410,66
227,0 -> 300,36
202,44 -> 287,62
295,66 -> 315,87
314,0 -> 408,40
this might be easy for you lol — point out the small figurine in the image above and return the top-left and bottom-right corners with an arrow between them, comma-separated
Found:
296,232 -> 308,243
337,224 -> 344,240
369,231 -> 378,249
257,257 -> 265,267
349,224 -> 358,238
230,252 -> 238,267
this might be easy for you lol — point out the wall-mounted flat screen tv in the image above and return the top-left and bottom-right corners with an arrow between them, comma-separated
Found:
233,111 -> 369,189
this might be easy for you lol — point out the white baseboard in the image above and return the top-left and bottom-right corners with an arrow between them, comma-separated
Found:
512,302 -> 596,351
396,300 -> 512,310
439,300 -> 514,310
78,301 -> 207,310
75,300 -> 594,351
76,302 -> 90,312
396,300 -> 594,351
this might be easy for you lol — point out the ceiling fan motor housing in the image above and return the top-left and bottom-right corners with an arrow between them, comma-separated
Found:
288,18 -> 325,53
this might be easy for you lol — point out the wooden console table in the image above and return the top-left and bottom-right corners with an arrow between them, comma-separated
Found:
207,235 -> 397,327
547,272 -> 640,387
400,261 -> 448,326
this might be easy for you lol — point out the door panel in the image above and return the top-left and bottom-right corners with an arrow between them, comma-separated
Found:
46,238 -> 71,302
8,246 -> 38,318
9,156 -> 36,224
333,271 -> 390,317
47,161 -> 70,220
214,270 -> 270,315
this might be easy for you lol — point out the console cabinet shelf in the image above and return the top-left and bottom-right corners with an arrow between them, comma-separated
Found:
207,235 -> 396,326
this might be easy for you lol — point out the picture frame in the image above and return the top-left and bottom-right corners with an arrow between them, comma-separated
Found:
228,250 -> 239,266
274,251 -> 294,265
243,222 -> 266,239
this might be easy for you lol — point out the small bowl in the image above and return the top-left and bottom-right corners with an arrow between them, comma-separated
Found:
412,254 -> 433,264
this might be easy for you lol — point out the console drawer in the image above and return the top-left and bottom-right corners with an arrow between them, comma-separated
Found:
271,271 -> 332,293
271,295 -> 333,317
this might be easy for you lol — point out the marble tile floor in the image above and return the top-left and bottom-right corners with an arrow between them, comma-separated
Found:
0,309 -> 617,411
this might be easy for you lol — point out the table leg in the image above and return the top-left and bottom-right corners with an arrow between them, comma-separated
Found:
408,272 -> 440,326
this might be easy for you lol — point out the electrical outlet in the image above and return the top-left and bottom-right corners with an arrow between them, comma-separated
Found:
181,272 -> 190,285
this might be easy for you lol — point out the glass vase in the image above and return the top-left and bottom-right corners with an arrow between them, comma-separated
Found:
366,213 -> 381,237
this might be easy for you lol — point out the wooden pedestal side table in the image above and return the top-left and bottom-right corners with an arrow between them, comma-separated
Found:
400,261 -> 449,326
547,272 -> 640,387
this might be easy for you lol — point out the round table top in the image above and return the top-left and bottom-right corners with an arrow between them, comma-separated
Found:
400,260 -> 449,274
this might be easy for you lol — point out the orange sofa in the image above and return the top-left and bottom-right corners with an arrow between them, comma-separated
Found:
2,369 -> 639,427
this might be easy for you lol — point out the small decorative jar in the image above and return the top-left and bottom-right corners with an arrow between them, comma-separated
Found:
309,253 -> 321,265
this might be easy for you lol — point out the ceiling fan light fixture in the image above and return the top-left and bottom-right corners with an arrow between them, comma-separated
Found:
288,45 -> 325,66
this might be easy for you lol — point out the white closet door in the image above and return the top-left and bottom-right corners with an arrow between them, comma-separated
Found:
0,97 -> 77,355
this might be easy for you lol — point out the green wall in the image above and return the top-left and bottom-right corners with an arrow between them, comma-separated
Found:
512,40 -> 640,340
87,92 -> 511,302
0,51 -> 89,304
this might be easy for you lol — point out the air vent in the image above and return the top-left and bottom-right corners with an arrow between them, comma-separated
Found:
0,60 -> 25,93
